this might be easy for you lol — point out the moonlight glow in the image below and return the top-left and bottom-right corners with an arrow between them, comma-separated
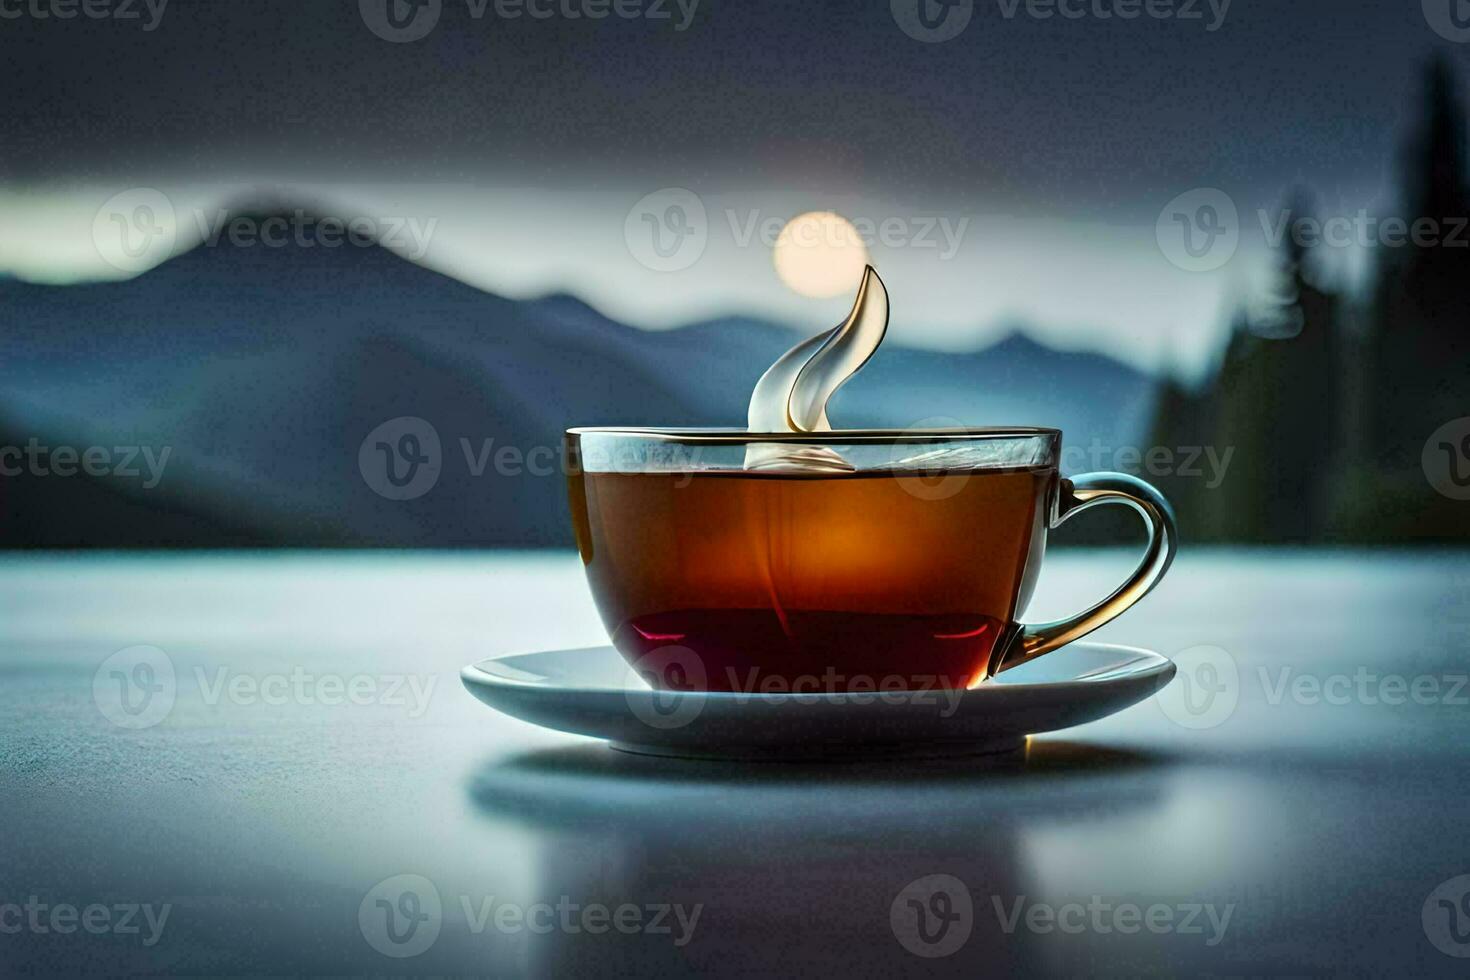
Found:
772,211 -> 870,298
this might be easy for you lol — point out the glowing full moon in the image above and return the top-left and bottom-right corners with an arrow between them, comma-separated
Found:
772,211 -> 870,298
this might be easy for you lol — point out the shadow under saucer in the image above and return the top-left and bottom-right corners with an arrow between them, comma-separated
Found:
459,738 -> 1183,976
475,737 -> 1175,790
464,737 -> 1181,839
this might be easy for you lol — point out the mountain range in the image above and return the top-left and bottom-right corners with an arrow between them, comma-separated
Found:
0,216 -> 1158,547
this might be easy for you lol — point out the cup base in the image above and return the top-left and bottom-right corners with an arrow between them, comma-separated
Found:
608,735 -> 1027,763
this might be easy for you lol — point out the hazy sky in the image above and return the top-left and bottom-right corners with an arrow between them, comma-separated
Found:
1,0 -> 1464,376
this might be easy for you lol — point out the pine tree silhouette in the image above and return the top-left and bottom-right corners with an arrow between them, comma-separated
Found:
1148,188 -> 1343,543
1367,54 -> 1470,472
1148,56 -> 1470,544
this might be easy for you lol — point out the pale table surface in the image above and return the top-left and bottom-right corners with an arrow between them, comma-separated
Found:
3,550 -> 1469,977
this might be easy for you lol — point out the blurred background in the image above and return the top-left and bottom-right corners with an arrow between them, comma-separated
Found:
8,8 -> 1470,975
2,0 -> 1467,547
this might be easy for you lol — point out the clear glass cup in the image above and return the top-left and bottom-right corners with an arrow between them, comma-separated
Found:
566,427 -> 1176,691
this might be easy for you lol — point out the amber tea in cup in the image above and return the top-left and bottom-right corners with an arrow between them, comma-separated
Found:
567,428 -> 1175,693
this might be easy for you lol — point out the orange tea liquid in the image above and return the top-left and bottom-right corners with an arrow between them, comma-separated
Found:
569,467 -> 1052,691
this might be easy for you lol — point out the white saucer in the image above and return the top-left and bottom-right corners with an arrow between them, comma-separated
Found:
461,642 -> 1175,761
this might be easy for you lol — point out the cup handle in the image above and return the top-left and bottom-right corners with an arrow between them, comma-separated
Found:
993,472 -> 1178,675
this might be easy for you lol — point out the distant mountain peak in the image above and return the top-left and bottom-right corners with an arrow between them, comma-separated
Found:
207,188 -> 328,221
986,329 -> 1049,355
1,237 -> 1157,546
156,190 -> 448,279
530,291 -> 606,320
